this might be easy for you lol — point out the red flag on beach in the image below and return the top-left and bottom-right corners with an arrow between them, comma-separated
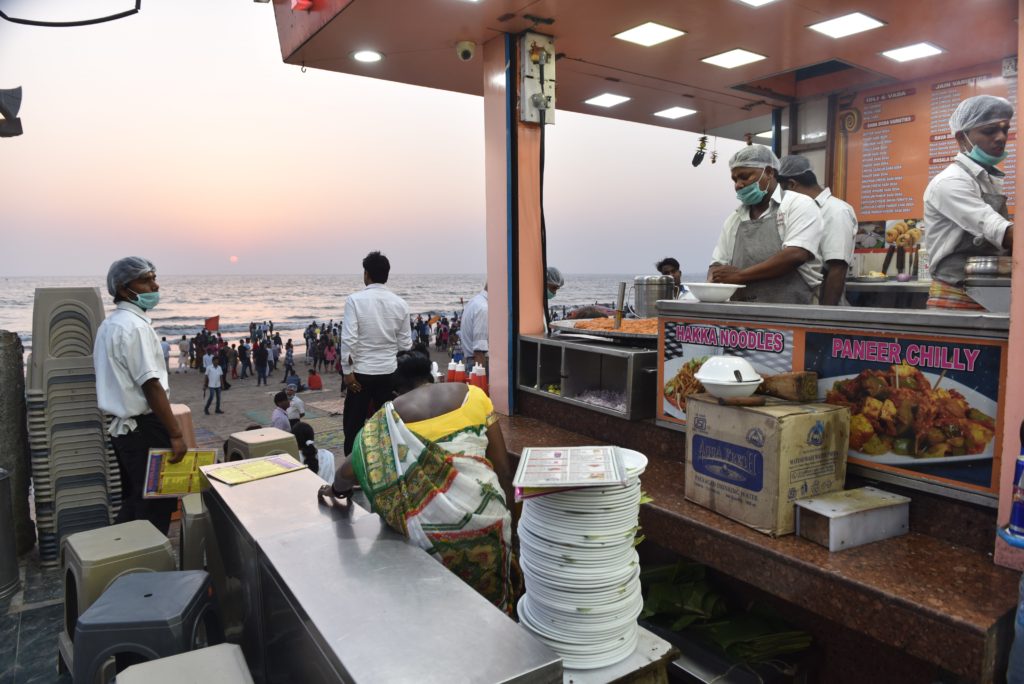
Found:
204,316 -> 220,331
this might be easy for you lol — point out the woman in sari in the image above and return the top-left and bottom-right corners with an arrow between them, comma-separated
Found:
318,347 -> 518,614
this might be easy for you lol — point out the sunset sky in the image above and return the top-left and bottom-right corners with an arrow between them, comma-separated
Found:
0,0 -> 743,277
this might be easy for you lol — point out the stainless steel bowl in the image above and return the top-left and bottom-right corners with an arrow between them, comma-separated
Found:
965,256 -> 1012,275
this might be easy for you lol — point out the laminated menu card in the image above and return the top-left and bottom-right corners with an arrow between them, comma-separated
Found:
144,449 -> 217,498
201,454 -> 306,486
513,445 -> 627,498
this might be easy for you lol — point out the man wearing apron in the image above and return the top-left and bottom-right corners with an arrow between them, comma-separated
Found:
709,145 -> 824,304
924,95 -> 1014,310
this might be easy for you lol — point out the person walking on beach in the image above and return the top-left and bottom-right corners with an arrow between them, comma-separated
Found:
94,256 -> 184,535
176,335 -> 189,373
340,251 -> 412,455
160,337 -> 171,374
239,339 -> 252,379
203,356 -> 225,415
254,342 -> 270,386
282,342 -> 295,382
227,343 -> 238,379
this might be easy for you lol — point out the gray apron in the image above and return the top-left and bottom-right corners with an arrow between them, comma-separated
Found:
731,206 -> 814,304
930,160 -> 1009,286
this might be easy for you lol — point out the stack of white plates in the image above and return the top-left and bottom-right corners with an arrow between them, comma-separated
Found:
517,448 -> 648,670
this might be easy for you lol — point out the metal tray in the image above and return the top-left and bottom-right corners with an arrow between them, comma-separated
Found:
550,318 -> 658,340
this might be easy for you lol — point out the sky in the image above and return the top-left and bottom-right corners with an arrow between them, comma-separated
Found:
0,0 -> 744,277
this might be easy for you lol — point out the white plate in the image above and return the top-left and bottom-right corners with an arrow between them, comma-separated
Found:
819,371 -> 996,465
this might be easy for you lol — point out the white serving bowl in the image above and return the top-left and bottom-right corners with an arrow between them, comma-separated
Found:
696,379 -> 763,399
681,282 -> 745,303
694,355 -> 761,383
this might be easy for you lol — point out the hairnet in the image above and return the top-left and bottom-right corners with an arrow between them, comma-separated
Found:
949,95 -> 1014,135
106,256 -> 155,298
728,144 -> 780,171
777,155 -> 813,179
545,266 -> 564,287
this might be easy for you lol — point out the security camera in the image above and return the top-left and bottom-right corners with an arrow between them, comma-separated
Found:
456,41 -> 476,62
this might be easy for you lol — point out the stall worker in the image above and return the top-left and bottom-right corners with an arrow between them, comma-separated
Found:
778,155 -> 858,306
708,145 -> 823,304
923,95 -> 1014,309
655,257 -> 682,287
545,266 -> 564,300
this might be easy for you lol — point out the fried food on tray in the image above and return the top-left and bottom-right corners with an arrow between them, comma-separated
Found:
663,357 -> 708,412
825,363 -> 995,458
574,318 -> 658,335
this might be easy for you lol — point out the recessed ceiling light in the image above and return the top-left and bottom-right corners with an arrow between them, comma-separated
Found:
809,12 -> 884,39
585,93 -> 631,108
614,22 -> 685,47
702,49 -> 766,69
654,106 -> 697,120
755,126 -> 789,138
352,50 -> 384,63
882,42 -> 943,62
736,0 -> 778,6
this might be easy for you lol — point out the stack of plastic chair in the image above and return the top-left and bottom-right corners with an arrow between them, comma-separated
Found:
26,287 -> 120,568
71,570 -> 223,683
58,520 -> 176,675
116,644 -> 253,684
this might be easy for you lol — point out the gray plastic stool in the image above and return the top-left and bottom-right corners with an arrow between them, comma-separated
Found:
116,643 -> 253,683
72,570 -> 222,683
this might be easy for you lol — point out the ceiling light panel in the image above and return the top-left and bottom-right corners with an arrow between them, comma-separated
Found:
614,22 -> 685,47
755,126 -> 788,138
702,49 -> 766,69
654,106 -> 697,119
809,12 -> 884,39
585,93 -> 631,108
352,50 -> 384,63
882,42 -> 943,62
736,0 -> 778,6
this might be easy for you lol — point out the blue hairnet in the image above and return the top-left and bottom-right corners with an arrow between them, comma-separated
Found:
728,144 -> 780,171
545,266 -> 564,287
949,95 -> 1014,135
106,256 -> 155,297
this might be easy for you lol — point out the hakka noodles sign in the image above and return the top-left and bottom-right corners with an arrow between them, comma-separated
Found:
830,338 -> 981,372
673,324 -> 785,353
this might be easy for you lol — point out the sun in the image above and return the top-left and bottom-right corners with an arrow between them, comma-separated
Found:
229,255 -> 239,264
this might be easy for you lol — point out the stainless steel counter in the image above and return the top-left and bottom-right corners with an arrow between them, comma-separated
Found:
655,300 -> 1009,338
844,280 -> 931,293
203,466 -> 562,683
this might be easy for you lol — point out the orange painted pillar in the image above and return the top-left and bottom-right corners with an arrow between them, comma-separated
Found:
993,0 -> 1024,570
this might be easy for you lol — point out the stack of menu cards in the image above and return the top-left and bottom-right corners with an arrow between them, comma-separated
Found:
513,446 -> 627,500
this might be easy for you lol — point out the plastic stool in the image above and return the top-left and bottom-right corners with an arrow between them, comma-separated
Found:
72,570 -> 222,684
58,521 -> 175,674
179,494 -> 208,571
116,643 -> 253,683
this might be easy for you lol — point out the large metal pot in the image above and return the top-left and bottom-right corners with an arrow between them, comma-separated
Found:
632,275 -> 677,318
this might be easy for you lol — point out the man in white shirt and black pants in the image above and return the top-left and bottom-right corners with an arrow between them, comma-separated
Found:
460,285 -> 488,373
339,251 -> 412,455
94,257 -> 186,535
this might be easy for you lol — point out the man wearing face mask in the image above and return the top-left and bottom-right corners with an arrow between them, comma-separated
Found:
923,95 -> 1014,309
545,266 -> 564,301
708,145 -> 824,304
94,257 -> 186,535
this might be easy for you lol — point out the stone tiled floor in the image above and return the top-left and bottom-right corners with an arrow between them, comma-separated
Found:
1,521 -> 181,684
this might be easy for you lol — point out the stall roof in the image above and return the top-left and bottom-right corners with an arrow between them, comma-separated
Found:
271,0 -> 1018,134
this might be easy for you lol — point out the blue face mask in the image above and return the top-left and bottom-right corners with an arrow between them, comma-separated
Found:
129,289 -> 160,311
966,138 -> 1008,166
546,288 -> 556,300
736,168 -> 768,205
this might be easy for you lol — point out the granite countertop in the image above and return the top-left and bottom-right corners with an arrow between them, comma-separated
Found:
497,413 -> 1018,682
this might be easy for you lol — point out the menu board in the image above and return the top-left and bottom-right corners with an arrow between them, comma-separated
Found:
841,59 -> 1018,222
657,317 -> 1007,496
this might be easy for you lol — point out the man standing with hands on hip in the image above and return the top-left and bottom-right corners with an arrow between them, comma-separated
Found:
94,257 -> 185,535
339,251 -> 412,455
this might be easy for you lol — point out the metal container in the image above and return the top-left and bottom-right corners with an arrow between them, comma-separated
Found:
0,468 -> 21,600
965,256 -> 1012,276
632,275 -> 676,318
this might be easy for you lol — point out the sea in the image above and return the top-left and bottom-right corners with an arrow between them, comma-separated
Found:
0,273 -> 700,354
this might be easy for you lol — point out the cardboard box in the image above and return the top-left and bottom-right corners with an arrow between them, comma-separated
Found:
685,394 -> 849,536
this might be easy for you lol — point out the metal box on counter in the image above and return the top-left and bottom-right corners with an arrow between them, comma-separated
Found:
518,334 -> 657,420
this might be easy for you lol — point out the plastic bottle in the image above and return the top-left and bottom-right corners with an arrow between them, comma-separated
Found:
455,360 -> 466,383
446,360 -> 457,383
477,364 -> 489,395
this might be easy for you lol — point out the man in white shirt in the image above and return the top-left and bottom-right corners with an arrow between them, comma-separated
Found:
160,337 -> 171,373
709,145 -> 823,304
176,335 -> 189,373
460,285 -> 488,371
285,383 -> 305,428
924,95 -> 1014,309
778,155 -> 858,305
271,391 -> 292,432
94,257 -> 185,534
339,251 -> 412,454
203,356 -> 225,415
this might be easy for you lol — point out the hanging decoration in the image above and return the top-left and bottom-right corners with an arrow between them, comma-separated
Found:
692,135 -> 708,167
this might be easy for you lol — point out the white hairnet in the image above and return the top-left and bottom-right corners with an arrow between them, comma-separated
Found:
949,95 -> 1014,135
545,266 -> 564,287
728,144 -> 780,171
106,256 -> 155,297
778,155 -> 813,179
